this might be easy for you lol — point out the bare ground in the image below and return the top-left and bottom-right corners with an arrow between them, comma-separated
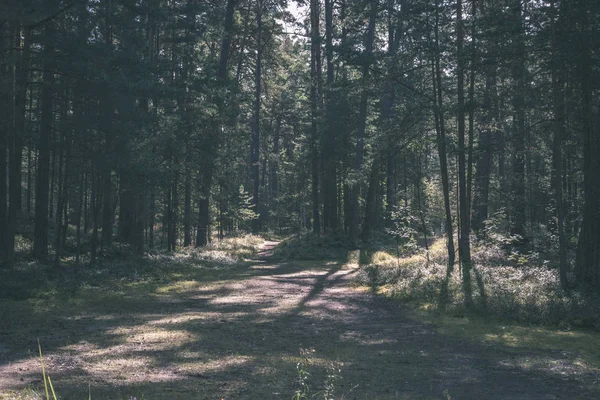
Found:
1,241 -> 599,399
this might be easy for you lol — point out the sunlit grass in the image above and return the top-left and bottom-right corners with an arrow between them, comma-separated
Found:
355,235 -> 600,375
427,313 -> 600,370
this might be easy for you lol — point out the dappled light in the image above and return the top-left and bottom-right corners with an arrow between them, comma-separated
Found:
1,0 -> 599,397
2,238 -> 600,398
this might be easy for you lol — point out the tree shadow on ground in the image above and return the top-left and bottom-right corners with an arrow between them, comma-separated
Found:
1,248 -> 599,399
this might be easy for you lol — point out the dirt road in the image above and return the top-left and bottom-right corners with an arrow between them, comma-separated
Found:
1,241 -> 599,399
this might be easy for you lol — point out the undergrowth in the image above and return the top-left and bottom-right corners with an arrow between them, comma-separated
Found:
0,234 -> 265,303
355,236 -> 600,330
273,233 -> 354,261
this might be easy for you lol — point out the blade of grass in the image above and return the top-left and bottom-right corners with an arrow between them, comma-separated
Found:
37,339 -> 50,400
48,375 -> 57,400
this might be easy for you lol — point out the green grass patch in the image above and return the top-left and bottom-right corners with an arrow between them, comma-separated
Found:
423,312 -> 600,370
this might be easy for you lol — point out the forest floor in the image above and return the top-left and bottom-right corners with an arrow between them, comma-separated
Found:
1,239 -> 600,399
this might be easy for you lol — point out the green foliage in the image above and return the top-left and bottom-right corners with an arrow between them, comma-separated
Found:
385,206 -> 419,255
291,349 -> 345,400
356,238 -> 600,330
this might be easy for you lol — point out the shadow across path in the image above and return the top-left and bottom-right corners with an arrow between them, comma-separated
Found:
1,243 -> 599,399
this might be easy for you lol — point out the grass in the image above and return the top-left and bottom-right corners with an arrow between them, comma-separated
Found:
3,232 -> 600,399
0,235 -> 270,399
355,236 -> 600,329
427,314 -> 600,370
351,234 -> 600,376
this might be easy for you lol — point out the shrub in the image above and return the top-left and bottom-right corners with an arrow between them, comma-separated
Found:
356,237 -> 600,329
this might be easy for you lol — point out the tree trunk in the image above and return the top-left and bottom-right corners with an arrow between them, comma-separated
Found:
33,17 -> 56,258
100,0 -> 114,250
0,21 -> 10,266
184,159 -> 192,246
250,0 -> 262,234
551,0 -> 568,288
310,0 -> 321,234
350,1 -> 377,243
510,0 -> 527,243
471,34 -> 497,234
432,0 -> 456,269
575,0 -> 600,290
456,0 -> 472,306
466,0 -> 476,221
322,0 -> 338,232
362,160 -> 380,240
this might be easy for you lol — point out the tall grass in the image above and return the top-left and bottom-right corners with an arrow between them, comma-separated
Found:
37,340 -> 57,400
356,237 -> 600,329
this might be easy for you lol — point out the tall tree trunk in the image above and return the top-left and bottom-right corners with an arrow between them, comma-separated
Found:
7,23 -> 31,266
148,183 -> 155,248
432,0 -> 456,269
250,0 -> 262,233
184,159 -> 192,246
0,21 -> 10,266
362,159 -> 380,239
196,0 -> 236,247
466,0 -> 476,220
322,0 -> 338,232
270,114 -> 281,205
350,1 -> 377,243
90,166 -> 101,266
54,117 -> 66,267
100,0 -> 114,249
575,0 -> 600,290
33,16 -> 56,258
471,44 -> 496,234
456,0 -> 472,306
171,165 -> 179,251
383,0 -> 398,219
510,0 -> 527,242
310,0 -> 321,234
551,0 -> 568,288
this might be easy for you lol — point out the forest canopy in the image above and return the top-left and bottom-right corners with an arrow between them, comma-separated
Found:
0,0 -> 599,293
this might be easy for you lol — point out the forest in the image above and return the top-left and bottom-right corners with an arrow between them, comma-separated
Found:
1,0 -> 600,398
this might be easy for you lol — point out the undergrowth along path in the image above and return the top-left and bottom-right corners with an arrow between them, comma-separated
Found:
1,241 -> 599,399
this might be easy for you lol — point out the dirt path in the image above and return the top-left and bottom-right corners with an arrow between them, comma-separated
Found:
1,242 -> 599,399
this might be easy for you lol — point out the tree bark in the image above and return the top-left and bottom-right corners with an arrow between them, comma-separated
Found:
432,0 -> 456,269
575,0 -> 600,290
33,16 -> 56,258
310,0 -> 321,234
550,0 -> 568,288
457,0 -> 473,306
0,21 -> 10,266
349,1 -> 377,243
322,0 -> 338,232
100,0 -> 114,250
250,0 -> 263,234
510,0 -> 527,243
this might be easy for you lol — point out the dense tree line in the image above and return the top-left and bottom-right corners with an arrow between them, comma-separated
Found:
0,0 -> 598,292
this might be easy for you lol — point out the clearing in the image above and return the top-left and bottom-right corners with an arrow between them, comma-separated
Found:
1,240 -> 599,399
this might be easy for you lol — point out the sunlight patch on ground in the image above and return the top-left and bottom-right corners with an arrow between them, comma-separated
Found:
250,263 -> 281,270
155,280 -> 201,294
90,356 -> 183,383
339,331 -> 397,346
178,355 -> 254,375
149,312 -> 214,326
432,315 -> 600,370
346,250 -> 360,265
